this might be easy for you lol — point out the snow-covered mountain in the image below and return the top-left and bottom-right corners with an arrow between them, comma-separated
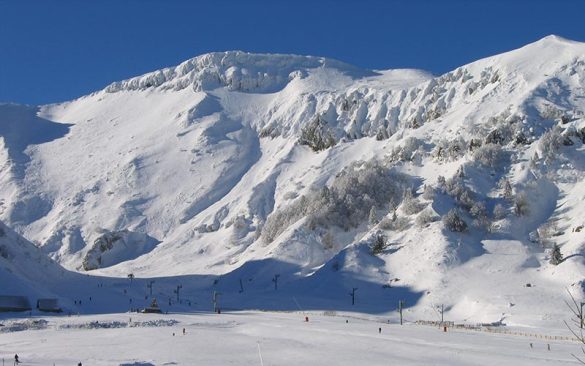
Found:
1,35 -> 585,325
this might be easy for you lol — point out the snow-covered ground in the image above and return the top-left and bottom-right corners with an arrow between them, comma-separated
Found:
0,311 -> 582,366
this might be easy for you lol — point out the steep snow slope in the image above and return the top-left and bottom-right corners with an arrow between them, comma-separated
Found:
0,219 -> 71,299
1,36 -> 585,325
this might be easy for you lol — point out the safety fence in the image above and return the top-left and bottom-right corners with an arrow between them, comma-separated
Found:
415,320 -> 578,342
236,309 -> 580,343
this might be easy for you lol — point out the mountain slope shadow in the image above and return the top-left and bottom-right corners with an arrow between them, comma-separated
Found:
208,258 -> 423,315
0,104 -> 71,177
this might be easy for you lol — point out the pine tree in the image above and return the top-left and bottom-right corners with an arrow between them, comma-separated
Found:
371,234 -> 386,255
550,244 -> 563,265
457,165 -> 465,178
501,179 -> 513,200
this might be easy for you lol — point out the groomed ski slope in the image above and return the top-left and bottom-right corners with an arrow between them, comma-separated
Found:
0,311 -> 581,366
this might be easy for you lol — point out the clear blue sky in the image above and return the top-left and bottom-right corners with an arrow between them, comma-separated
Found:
1,0 -> 584,105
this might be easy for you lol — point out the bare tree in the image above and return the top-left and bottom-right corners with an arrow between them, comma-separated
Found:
564,289 -> 585,364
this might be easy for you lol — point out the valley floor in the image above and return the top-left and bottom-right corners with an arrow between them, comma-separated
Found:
0,311 -> 582,365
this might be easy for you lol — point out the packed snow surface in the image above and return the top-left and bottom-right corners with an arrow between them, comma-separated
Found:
0,311 -> 583,366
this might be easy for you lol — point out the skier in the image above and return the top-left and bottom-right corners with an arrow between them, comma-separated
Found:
78,362 -> 83,366
14,354 -> 19,364
183,327 -> 186,335
378,327 -> 382,334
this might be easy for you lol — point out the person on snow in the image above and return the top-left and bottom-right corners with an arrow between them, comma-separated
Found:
14,354 -> 19,364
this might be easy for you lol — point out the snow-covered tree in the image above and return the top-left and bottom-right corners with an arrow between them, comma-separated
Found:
368,206 -> 378,225
443,209 -> 467,232
514,191 -> 530,216
436,175 -> 446,192
422,184 -> 435,200
376,128 -> 389,141
299,115 -> 337,152
371,234 -> 387,255
539,125 -> 564,164
498,178 -> 513,200
470,201 -> 487,219
389,137 -> 423,162
493,203 -> 507,220
433,137 -> 467,162
470,201 -> 489,230
402,190 -> 424,215
485,128 -> 507,145
550,244 -> 563,265
416,209 -> 437,227
473,143 -> 505,169
262,160 -> 412,242
321,231 -> 335,250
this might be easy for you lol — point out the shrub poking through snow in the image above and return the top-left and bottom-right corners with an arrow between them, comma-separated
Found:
443,209 -> 467,232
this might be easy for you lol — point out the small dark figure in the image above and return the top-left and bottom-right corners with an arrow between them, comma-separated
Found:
183,327 -> 186,335
346,320 -> 348,324
305,316 -> 309,322
378,327 -> 382,334
173,332 -> 175,336
78,362 -> 82,366
530,343 -> 533,349
547,344 -> 551,351
14,354 -> 20,364
89,296 -> 92,301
